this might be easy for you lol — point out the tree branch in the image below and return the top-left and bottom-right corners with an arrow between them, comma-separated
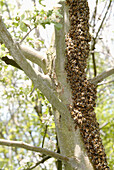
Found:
0,15 -> 49,87
4,0 -> 12,19
0,21 -> 47,73
91,0 -> 98,77
0,139 -> 79,168
1,56 -> 23,70
0,15 -> 70,119
100,118 -> 113,129
20,27 -> 35,44
19,44 -> 47,74
99,122 -> 108,129
41,125 -> 48,148
0,139 -> 68,161
95,0 -> 112,40
90,0 -> 112,77
90,67 -> 114,85
1,45 -> 47,74
26,156 -> 51,170
97,80 -> 114,86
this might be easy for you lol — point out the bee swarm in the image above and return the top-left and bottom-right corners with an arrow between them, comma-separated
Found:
65,0 -> 109,169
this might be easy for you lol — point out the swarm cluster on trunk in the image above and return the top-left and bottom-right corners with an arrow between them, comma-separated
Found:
65,0 -> 109,169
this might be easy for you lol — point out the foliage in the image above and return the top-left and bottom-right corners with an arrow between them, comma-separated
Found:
0,63 -> 56,169
95,80 -> 114,169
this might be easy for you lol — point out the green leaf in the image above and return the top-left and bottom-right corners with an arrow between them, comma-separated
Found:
0,1 -> 4,7
38,39 -> 44,44
1,44 -> 6,51
54,23 -> 62,30
20,22 -> 28,32
39,0 -> 46,7
21,14 -> 25,20
40,9 -> 45,15
47,10 -> 53,17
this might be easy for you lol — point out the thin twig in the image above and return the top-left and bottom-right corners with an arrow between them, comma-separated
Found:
91,41 -> 97,77
91,0 -> 98,77
56,135 -> 62,170
95,0 -> 112,40
28,130 -> 36,146
97,80 -> 114,86
99,122 -> 109,129
26,156 -> 51,170
100,118 -> 114,129
96,0 -> 108,24
93,0 -> 98,32
42,125 -> 48,148
32,0 -> 36,6
20,27 -> 35,44
4,0 -> 17,36
4,0 -> 12,19
90,0 -> 112,77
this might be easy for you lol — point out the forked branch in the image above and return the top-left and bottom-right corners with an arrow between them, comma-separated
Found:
0,15 -> 70,119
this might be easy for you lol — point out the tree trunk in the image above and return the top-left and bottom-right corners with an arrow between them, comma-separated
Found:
54,1 -> 93,170
54,1 -> 109,170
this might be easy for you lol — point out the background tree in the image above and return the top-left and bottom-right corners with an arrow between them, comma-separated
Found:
0,0 -> 113,170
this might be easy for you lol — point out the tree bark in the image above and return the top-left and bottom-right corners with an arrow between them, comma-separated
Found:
54,2 -> 94,170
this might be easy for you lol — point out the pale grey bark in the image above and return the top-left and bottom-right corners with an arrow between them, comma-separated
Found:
19,45 -> 47,74
55,3 -> 72,105
54,2 -> 94,170
0,37 -> 47,74
90,67 -> 114,85
0,139 -> 69,162
0,139 -> 81,168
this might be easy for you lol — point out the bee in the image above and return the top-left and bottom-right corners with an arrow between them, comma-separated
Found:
65,0 -> 108,169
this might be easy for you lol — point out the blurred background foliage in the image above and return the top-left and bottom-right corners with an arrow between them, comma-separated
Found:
0,0 -> 114,169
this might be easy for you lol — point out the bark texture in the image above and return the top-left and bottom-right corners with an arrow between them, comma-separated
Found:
54,1 -> 94,170
65,0 -> 109,169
